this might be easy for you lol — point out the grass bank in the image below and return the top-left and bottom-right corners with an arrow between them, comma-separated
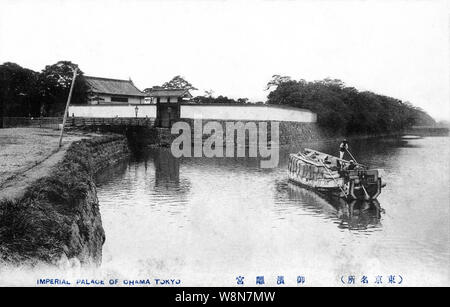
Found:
0,132 -> 130,266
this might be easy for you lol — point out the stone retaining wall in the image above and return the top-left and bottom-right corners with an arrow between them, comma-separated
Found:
172,119 -> 326,147
83,135 -> 131,173
0,134 -> 130,266
64,118 -> 328,148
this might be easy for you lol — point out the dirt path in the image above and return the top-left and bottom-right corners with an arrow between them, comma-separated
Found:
0,128 -> 96,201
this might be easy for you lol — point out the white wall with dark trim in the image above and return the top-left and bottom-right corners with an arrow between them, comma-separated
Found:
180,104 -> 316,122
69,104 -> 317,123
69,104 -> 157,118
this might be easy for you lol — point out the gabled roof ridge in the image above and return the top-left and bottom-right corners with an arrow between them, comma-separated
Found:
85,75 -> 134,83
146,88 -> 193,98
85,75 -> 145,96
146,87 -> 188,92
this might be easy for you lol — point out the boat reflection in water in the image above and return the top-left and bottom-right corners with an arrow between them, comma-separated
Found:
285,182 -> 383,231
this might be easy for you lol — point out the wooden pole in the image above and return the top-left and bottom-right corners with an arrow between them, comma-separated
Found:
58,67 -> 78,148
0,84 -> 6,128
345,148 -> 359,163
0,96 -> 3,128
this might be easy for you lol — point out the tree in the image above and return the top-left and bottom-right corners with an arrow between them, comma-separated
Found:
143,85 -> 164,94
0,62 -> 39,124
192,95 -> 251,104
37,61 -> 89,116
204,89 -> 215,98
237,98 -> 249,104
161,75 -> 198,90
265,74 -> 292,90
266,76 -> 435,135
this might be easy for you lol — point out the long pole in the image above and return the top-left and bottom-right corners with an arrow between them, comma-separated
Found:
345,148 -> 358,163
0,83 -> 6,128
0,95 -> 3,128
58,67 -> 78,148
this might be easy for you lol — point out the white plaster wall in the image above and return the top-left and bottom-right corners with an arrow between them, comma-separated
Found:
68,104 -> 317,123
127,97 -> 144,104
69,105 -> 157,118
180,105 -> 317,122
159,97 -> 178,103
89,95 -> 143,104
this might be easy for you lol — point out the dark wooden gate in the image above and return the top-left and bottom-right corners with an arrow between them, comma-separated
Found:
156,103 -> 180,128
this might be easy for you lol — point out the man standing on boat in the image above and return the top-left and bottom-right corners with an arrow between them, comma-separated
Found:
339,139 -> 349,159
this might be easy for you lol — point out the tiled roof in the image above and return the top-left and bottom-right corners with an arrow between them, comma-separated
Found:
85,76 -> 145,97
146,89 -> 192,98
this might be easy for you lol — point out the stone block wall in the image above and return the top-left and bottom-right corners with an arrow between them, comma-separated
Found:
171,118 -> 326,147
0,134 -> 131,266
81,135 -> 131,173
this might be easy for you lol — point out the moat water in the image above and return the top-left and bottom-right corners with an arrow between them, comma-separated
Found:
93,135 -> 449,286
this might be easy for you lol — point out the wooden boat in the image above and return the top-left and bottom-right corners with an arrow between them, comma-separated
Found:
288,148 -> 385,200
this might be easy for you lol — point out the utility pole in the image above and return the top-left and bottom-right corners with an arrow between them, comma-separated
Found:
0,82 -> 6,129
58,67 -> 78,148
0,96 -> 3,129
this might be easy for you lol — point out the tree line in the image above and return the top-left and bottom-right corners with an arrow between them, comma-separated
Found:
144,75 -> 259,105
265,75 -> 435,135
0,61 -> 435,134
0,61 -> 89,125
150,75 -> 435,136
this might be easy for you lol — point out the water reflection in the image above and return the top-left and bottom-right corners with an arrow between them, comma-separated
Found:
152,148 -> 180,185
95,159 -> 129,183
277,181 -> 382,232
96,147 -> 191,209
139,148 -> 190,192
336,199 -> 382,231
94,136 -> 449,286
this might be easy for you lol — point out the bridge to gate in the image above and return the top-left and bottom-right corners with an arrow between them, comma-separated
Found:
66,116 -> 156,128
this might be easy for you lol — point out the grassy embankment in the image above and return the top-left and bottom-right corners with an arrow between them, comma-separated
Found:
0,128 -> 109,265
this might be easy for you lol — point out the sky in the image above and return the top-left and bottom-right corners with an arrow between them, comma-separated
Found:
0,0 -> 449,121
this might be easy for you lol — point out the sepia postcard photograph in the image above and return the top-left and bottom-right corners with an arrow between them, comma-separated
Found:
0,0 -> 449,296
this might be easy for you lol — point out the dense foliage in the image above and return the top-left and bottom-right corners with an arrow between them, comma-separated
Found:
1,64 -> 436,134
0,61 -> 89,123
191,95 -> 257,104
0,62 -> 39,120
161,75 -> 198,91
266,77 -> 435,134
38,61 -> 89,116
145,75 -> 262,104
143,75 -> 197,94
